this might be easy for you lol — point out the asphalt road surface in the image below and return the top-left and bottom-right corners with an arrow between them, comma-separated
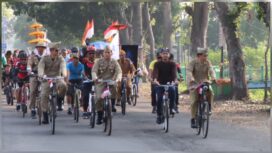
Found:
0,94 -> 270,153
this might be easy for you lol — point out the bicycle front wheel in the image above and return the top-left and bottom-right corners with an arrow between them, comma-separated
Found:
104,99 -> 112,136
37,97 -> 42,125
196,103 -> 202,135
90,95 -> 96,128
50,96 -> 57,135
201,101 -> 210,138
163,100 -> 169,133
74,94 -> 79,123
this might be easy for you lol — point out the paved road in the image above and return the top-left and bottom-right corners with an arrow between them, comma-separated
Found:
0,94 -> 270,153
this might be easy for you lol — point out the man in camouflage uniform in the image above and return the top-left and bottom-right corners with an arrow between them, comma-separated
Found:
117,50 -> 136,107
28,42 -> 47,119
92,46 -> 122,125
186,47 -> 216,128
38,42 -> 67,124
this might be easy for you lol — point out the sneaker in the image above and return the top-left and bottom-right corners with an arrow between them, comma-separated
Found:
112,107 -> 117,113
31,109 -> 37,119
42,112 -> 49,124
82,112 -> 89,119
16,104 -> 21,111
116,100 -> 121,106
96,111 -> 103,125
174,106 -> 179,114
170,109 -> 176,115
191,118 -> 197,128
156,116 -> 163,124
67,108 -> 72,115
152,106 -> 157,114
127,98 -> 131,105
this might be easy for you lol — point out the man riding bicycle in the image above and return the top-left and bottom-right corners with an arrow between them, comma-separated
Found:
38,42 -> 67,124
15,50 -> 29,111
92,46 -> 122,125
28,42 -> 47,118
187,47 -> 216,128
66,51 -> 85,115
117,50 -> 136,106
81,46 -> 96,119
153,48 -> 177,124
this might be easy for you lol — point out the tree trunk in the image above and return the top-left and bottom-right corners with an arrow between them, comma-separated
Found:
264,33 -> 270,103
119,7 -> 130,45
131,2 -> 143,63
142,2 -> 155,59
190,2 -> 209,57
215,2 -> 249,100
162,1 -> 173,50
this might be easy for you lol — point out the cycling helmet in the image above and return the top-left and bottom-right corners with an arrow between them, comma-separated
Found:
87,46 -> 96,53
18,50 -> 28,59
71,47 -> 79,53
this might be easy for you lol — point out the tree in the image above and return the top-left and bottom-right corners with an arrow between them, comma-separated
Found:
257,2 -> 270,103
215,2 -> 249,100
187,2 -> 209,57
142,2 -> 155,59
162,1 -> 173,50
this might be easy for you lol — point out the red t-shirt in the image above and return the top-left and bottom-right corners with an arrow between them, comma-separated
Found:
16,61 -> 28,79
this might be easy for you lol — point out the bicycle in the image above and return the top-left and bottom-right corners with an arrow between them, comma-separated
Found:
83,79 -> 96,128
43,76 -> 64,135
98,79 -> 115,136
156,83 -> 176,133
193,81 -> 212,139
120,77 -> 127,115
130,76 -> 138,106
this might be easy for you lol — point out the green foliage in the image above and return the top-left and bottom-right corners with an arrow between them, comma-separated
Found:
249,89 -> 271,101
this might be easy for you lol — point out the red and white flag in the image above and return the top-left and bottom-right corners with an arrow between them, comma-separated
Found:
82,19 -> 94,46
104,21 -> 118,43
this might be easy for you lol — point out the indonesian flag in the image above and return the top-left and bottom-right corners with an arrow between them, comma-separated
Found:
82,19 -> 94,46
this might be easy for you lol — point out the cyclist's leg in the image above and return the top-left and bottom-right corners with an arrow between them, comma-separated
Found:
56,80 -> 67,111
190,89 -> 198,128
29,77 -> 38,108
168,86 -> 176,114
116,81 -> 122,106
16,81 -> 24,110
151,83 -> 157,113
95,84 -> 104,124
66,83 -> 74,114
82,82 -> 92,117
41,81 -> 50,124
156,86 -> 164,124
110,85 -> 117,112
207,89 -> 214,114
126,78 -> 132,104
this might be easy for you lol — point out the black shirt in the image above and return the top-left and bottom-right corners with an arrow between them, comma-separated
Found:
153,60 -> 177,84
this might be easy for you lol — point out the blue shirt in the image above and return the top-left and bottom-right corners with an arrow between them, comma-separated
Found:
67,62 -> 84,80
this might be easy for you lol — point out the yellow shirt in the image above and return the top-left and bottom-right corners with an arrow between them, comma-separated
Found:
149,60 -> 157,70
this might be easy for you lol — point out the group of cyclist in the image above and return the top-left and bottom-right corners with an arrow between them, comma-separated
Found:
2,40 -> 216,129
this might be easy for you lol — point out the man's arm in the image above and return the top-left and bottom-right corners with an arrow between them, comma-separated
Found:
38,57 -> 45,77
152,63 -> 159,84
113,60 -> 122,81
208,61 -> 216,80
171,62 -> 177,83
91,59 -> 99,80
186,60 -> 196,84
60,57 -> 67,77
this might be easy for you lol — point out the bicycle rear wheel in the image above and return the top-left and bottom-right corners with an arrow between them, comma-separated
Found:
90,95 -> 96,128
163,100 -> 169,133
201,101 -> 210,138
74,94 -> 79,123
